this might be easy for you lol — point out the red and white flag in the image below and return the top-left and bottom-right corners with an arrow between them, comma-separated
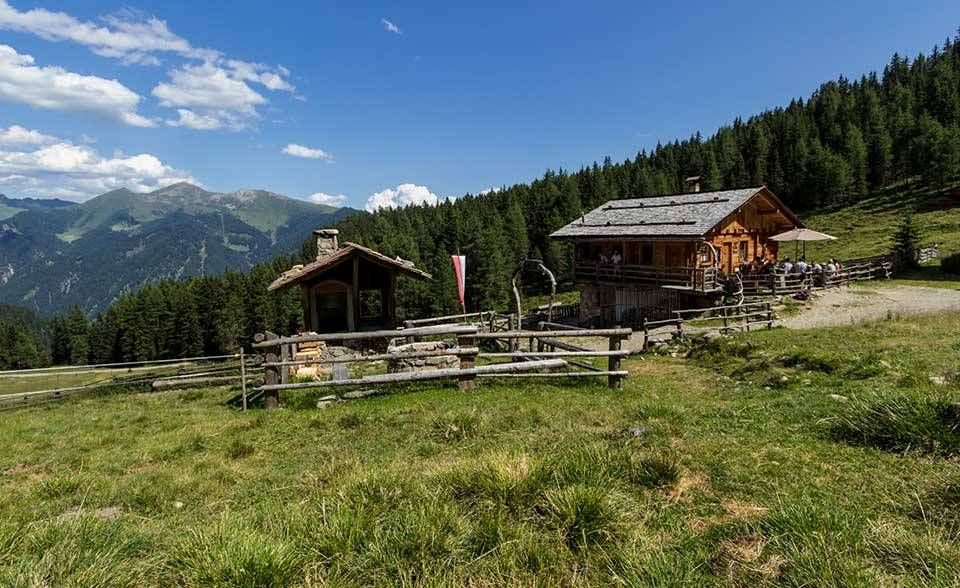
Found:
451,254 -> 466,309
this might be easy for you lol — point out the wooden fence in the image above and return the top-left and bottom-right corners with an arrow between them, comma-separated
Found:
640,301 -> 774,349
739,256 -> 893,298
0,353 -> 256,411
917,244 -> 940,264
403,311 -> 513,335
250,323 -> 631,408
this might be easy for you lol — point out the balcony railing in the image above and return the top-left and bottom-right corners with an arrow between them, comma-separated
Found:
574,262 -> 720,292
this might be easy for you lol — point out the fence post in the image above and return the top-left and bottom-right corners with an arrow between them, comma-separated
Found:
240,347 -> 248,412
458,334 -> 477,391
280,343 -> 291,387
642,317 -> 649,350
608,326 -> 623,389
256,331 -> 280,410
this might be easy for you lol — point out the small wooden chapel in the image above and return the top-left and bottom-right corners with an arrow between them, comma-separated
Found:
267,229 -> 431,333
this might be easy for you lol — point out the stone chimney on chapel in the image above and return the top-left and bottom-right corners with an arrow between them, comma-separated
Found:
314,228 -> 339,259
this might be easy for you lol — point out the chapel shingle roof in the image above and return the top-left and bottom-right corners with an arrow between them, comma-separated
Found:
267,242 -> 431,291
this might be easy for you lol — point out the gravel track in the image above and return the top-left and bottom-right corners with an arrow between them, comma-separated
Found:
778,285 -> 960,329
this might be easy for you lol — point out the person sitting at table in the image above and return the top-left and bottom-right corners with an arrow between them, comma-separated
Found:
780,257 -> 793,274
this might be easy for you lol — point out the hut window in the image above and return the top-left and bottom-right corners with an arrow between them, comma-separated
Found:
359,289 -> 384,319
738,241 -> 749,262
640,243 -> 654,265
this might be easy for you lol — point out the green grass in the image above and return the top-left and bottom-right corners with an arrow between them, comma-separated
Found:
801,181 -> 960,262
0,361 -> 234,396
1,313 -> 960,585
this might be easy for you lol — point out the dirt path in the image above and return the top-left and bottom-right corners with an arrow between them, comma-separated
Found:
779,284 -> 960,329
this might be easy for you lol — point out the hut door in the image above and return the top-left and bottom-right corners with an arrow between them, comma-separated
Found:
722,243 -> 733,273
310,281 -> 354,333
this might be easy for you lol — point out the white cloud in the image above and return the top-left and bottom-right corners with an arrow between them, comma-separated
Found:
0,127 -> 194,199
225,59 -> 295,92
307,192 -> 347,206
381,18 -> 401,34
0,1 -> 296,131
282,143 -> 333,160
0,0 -> 216,64
0,44 -> 153,127
478,187 -> 500,195
0,173 -> 37,185
153,61 -> 266,130
0,124 -> 57,146
365,183 -> 438,212
166,108 -> 223,130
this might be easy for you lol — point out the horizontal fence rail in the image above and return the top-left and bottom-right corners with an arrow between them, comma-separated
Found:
639,301 -> 774,349
0,353 -> 255,411
250,322 -> 633,408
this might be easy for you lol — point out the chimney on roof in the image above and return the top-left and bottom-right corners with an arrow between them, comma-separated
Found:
314,228 -> 339,259
684,175 -> 703,193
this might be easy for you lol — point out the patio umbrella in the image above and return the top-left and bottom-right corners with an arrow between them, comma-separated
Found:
769,228 -> 837,259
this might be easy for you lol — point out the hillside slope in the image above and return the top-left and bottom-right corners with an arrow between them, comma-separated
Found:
0,183 -> 355,315
801,183 -> 960,261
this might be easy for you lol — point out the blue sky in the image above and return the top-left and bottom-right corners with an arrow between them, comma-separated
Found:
0,0 -> 958,211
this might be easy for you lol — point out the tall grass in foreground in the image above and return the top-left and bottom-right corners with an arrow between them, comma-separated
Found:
831,390 -> 960,455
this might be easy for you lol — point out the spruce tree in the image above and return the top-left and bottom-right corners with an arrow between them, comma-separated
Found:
893,214 -> 921,269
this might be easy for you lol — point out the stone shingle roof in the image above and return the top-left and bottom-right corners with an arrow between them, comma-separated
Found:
268,242 -> 431,291
550,187 -> 799,240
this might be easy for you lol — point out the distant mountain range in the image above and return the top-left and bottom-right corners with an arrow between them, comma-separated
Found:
0,183 -> 355,315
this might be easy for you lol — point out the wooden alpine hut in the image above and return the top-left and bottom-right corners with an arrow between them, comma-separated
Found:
550,184 -> 803,323
268,229 -> 431,333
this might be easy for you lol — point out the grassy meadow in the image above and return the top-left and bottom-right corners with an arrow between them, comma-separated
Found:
1,307 -> 959,586
801,182 -> 960,262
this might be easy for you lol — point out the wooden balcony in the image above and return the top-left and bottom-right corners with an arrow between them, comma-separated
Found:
574,262 -> 721,293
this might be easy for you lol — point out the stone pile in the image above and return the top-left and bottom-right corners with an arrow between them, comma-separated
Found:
387,341 -> 459,373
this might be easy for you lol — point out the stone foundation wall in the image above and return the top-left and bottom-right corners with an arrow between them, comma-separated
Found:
387,341 -> 459,373
291,337 -> 354,379
288,334 -> 459,380
578,283 -> 601,322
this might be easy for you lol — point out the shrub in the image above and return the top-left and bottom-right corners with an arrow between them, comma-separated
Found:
831,391 -> 960,455
942,252 -> 960,275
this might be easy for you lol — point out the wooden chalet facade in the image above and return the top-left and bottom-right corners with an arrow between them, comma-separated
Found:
268,229 -> 431,333
550,186 -> 803,324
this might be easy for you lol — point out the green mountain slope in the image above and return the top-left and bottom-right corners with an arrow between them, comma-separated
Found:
0,183 -> 355,315
802,182 -> 960,261
0,194 -> 74,221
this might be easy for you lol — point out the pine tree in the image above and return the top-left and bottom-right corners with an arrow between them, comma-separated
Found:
64,307 -> 90,365
843,125 -> 869,197
893,214 -> 921,269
